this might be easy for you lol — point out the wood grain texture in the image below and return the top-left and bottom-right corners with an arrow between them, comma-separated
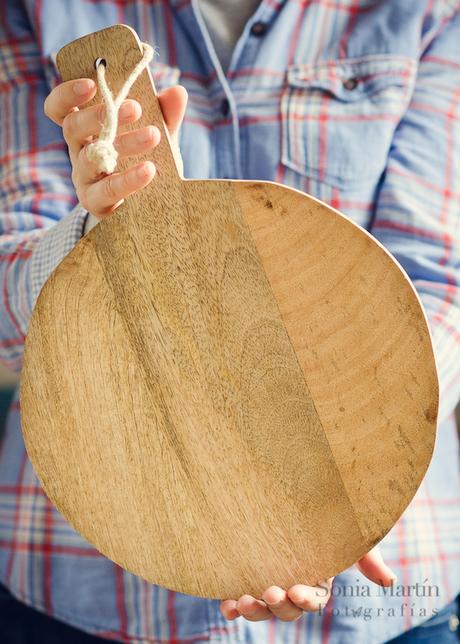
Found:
19,25 -> 438,599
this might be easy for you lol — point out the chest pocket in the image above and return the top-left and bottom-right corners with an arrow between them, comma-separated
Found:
280,55 -> 417,189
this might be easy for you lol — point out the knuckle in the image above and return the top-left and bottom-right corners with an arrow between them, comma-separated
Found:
80,144 -> 91,167
122,169 -> 134,190
62,112 -> 76,142
104,176 -> 118,201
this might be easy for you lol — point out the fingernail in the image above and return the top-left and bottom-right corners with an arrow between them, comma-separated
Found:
137,162 -> 154,179
263,594 -> 282,607
119,101 -> 136,118
73,79 -> 94,95
137,126 -> 153,143
239,604 -> 256,617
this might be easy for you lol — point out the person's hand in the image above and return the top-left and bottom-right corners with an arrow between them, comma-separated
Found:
44,78 -> 187,220
220,546 -> 396,622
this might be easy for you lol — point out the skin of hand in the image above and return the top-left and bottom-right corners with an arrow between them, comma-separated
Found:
44,80 -> 397,623
220,546 -> 397,622
43,77 -> 188,219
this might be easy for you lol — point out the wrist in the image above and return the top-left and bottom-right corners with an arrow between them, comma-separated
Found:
83,211 -> 100,235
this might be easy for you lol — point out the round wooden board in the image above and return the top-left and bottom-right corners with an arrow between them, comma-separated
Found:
19,25 -> 438,600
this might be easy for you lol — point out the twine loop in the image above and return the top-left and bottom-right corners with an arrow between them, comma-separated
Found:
86,43 -> 154,174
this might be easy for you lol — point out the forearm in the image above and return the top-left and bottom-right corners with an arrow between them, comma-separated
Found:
0,205 -> 88,372
0,3 -> 91,371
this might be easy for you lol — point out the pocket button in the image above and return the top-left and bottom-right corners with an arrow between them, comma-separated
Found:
343,77 -> 359,91
250,21 -> 268,37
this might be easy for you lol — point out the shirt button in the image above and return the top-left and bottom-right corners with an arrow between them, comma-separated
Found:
343,77 -> 359,90
250,21 -> 268,37
220,97 -> 230,117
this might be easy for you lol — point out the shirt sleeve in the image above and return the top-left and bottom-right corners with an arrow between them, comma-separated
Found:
83,212 -> 101,235
370,8 -> 460,426
0,2 -> 87,373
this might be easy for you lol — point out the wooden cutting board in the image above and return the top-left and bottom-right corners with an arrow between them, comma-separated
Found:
19,24 -> 438,600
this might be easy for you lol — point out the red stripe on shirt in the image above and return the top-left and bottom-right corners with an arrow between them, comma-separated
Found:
114,565 -> 129,635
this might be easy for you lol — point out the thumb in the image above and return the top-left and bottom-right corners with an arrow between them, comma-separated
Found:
355,546 -> 397,587
158,85 -> 187,176
158,85 -> 188,140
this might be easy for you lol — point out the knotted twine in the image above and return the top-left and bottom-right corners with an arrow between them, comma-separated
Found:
86,43 -> 154,174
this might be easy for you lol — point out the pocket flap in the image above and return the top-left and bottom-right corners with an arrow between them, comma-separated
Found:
281,54 -> 417,187
287,55 -> 415,103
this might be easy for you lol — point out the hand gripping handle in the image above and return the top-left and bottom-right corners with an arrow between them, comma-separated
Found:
56,24 -> 181,185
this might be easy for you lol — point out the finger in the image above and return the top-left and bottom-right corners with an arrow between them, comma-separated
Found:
356,546 -> 397,587
287,578 -> 334,612
76,125 -> 160,186
44,79 -> 96,125
220,600 -> 241,621
261,586 -> 303,621
158,86 -> 187,177
158,85 -> 188,141
64,99 -> 142,161
81,161 -> 155,218
235,595 -> 272,622
112,125 -> 159,160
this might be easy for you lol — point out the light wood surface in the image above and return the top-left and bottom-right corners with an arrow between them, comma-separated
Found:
19,25 -> 438,600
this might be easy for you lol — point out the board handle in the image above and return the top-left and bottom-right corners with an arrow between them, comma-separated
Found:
56,24 -> 181,185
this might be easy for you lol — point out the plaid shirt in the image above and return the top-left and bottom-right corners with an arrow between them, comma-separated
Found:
1,1 -> 460,642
